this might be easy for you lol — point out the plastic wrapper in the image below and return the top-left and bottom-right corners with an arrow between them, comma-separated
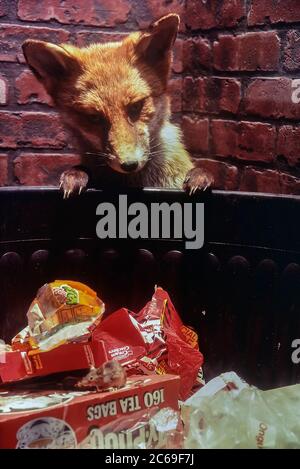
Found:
183,373 -> 300,449
126,287 -> 204,400
12,280 -> 104,352
87,288 -> 204,400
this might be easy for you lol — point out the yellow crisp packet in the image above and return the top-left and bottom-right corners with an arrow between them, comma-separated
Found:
12,280 -> 104,352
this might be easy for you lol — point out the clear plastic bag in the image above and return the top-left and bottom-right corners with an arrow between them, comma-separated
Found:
184,379 -> 300,449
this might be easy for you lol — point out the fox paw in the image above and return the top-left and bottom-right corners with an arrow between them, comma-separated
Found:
183,168 -> 214,195
59,169 -> 89,199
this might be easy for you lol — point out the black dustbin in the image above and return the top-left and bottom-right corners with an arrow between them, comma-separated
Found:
0,187 -> 300,391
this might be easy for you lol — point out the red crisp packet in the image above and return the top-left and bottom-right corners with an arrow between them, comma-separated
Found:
91,308 -> 146,363
128,287 -> 204,400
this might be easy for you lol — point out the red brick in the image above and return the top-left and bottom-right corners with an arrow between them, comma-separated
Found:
240,167 -> 300,195
0,1 -> 6,17
182,116 -> 209,154
248,0 -> 300,26
0,75 -> 8,105
14,153 -> 82,186
183,77 -> 241,114
18,0 -> 131,27
186,0 -> 245,30
211,120 -> 276,162
136,0 -> 185,32
0,24 -> 70,63
213,36 -> 236,71
20,113 -> 67,148
0,154 -> 8,185
277,126 -> 300,167
284,31 -> 300,72
240,167 -> 281,193
168,78 -> 182,113
75,31 -> 127,48
238,122 -> 275,162
183,38 -> 212,72
173,39 -> 183,74
244,78 -> 300,120
211,120 -> 237,158
280,173 -> 300,195
213,32 -> 280,71
0,113 -> 22,148
183,77 -> 206,113
206,78 -> 241,114
0,112 -> 67,149
194,158 -> 239,190
15,71 -> 52,106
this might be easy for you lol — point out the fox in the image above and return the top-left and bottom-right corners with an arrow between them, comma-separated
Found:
22,14 -> 213,197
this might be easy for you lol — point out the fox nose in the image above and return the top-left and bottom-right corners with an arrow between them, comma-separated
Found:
121,161 -> 139,172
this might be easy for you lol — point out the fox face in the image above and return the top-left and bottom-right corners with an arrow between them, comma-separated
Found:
22,14 -> 179,175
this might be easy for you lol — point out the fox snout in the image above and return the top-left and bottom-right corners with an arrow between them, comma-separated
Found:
105,124 -> 150,174
79,115 -> 151,174
107,145 -> 149,174
120,161 -> 139,172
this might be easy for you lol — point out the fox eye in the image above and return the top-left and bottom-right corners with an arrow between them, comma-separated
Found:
88,113 -> 108,126
127,99 -> 145,122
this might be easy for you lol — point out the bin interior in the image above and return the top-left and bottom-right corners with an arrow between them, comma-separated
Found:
1,188 -> 300,389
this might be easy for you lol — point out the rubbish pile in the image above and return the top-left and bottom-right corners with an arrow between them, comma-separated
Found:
0,281 -> 203,449
1,281 -> 299,449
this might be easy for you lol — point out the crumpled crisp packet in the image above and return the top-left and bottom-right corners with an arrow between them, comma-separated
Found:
12,280 -> 104,352
85,287 -> 205,400
123,287 -> 205,400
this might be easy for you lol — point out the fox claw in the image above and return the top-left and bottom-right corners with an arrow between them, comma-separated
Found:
183,167 -> 214,196
189,185 -> 197,196
59,169 -> 89,198
63,189 -> 71,199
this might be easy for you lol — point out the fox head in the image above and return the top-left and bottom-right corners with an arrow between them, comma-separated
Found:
22,14 -> 179,175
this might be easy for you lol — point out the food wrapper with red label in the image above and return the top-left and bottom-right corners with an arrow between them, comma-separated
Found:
122,287 -> 204,400
0,285 -> 204,400
88,287 -> 204,399
12,280 -> 105,352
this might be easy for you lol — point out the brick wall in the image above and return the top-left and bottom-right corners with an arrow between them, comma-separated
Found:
0,0 -> 300,194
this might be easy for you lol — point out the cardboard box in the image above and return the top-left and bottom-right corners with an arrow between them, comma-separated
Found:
0,308 -> 146,384
0,342 -> 106,383
0,374 -> 180,449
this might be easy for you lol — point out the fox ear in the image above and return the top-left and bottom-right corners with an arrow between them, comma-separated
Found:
135,14 -> 179,69
22,40 -> 80,94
